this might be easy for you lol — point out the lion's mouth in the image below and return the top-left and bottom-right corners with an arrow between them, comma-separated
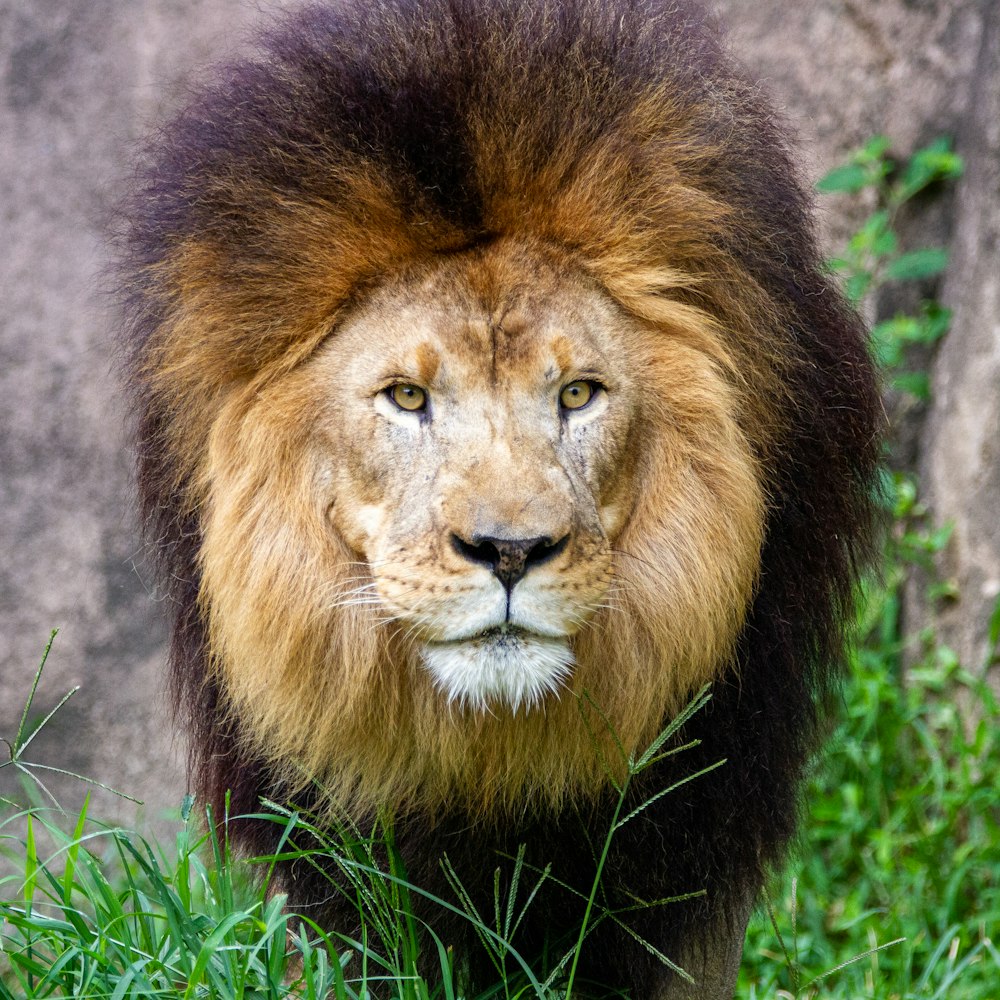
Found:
467,624 -> 531,644
437,623 -> 564,646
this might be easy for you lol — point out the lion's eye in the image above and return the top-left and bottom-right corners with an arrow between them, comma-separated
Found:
559,380 -> 597,412
387,383 -> 427,412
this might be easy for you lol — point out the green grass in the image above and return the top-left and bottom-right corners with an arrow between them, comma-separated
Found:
3,137 -> 998,998
739,582 -> 1000,998
1,799 -> 343,1000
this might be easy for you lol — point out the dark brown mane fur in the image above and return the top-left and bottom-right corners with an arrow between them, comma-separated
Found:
114,0 -> 880,993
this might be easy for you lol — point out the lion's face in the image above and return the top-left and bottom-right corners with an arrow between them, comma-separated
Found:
315,251 -> 638,710
199,242 -> 766,812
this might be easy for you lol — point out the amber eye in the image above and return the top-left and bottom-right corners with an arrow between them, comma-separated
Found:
388,383 -> 427,412
559,380 -> 597,411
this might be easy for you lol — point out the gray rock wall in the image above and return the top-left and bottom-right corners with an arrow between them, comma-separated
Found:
0,0 -> 265,826
918,3 -> 1000,676
2,0 -> 996,826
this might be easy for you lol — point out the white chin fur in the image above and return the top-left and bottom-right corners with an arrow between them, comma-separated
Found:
420,631 -> 574,712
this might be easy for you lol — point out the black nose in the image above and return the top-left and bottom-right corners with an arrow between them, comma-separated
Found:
451,533 -> 569,591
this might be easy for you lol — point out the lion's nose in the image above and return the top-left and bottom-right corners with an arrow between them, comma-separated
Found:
450,533 -> 569,591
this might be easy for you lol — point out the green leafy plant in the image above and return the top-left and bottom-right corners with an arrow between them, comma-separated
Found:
819,135 -> 963,402
817,135 -> 962,300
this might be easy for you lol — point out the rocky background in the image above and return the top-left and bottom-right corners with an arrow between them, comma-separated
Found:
2,0 -> 997,833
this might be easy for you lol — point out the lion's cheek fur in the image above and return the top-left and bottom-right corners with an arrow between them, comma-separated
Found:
580,403 -> 766,717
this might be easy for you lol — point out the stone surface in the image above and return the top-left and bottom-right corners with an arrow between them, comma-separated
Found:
0,0 -> 264,828
1,0 -> 997,828
916,1 -> 1000,679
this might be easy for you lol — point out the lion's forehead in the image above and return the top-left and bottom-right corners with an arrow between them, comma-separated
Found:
335,250 -> 628,394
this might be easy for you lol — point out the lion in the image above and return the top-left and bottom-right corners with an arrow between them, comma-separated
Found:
115,0 -> 880,996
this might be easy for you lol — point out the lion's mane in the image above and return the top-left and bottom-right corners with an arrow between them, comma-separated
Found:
116,0 -> 880,992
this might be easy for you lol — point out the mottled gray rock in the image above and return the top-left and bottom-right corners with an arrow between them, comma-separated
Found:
1,0 -> 997,830
719,0 -> 999,682
0,0 -> 262,828
917,2 -> 1000,680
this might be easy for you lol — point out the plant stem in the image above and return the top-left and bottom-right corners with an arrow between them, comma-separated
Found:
563,784 -> 628,1000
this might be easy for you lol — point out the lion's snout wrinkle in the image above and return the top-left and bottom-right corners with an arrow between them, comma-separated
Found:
450,533 -> 569,591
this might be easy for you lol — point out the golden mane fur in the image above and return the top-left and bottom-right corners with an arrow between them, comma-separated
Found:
194,240 -> 768,816
118,0 -> 877,837
128,52 -> 813,819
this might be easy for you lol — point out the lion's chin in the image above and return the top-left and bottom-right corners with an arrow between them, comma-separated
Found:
420,628 -> 575,713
